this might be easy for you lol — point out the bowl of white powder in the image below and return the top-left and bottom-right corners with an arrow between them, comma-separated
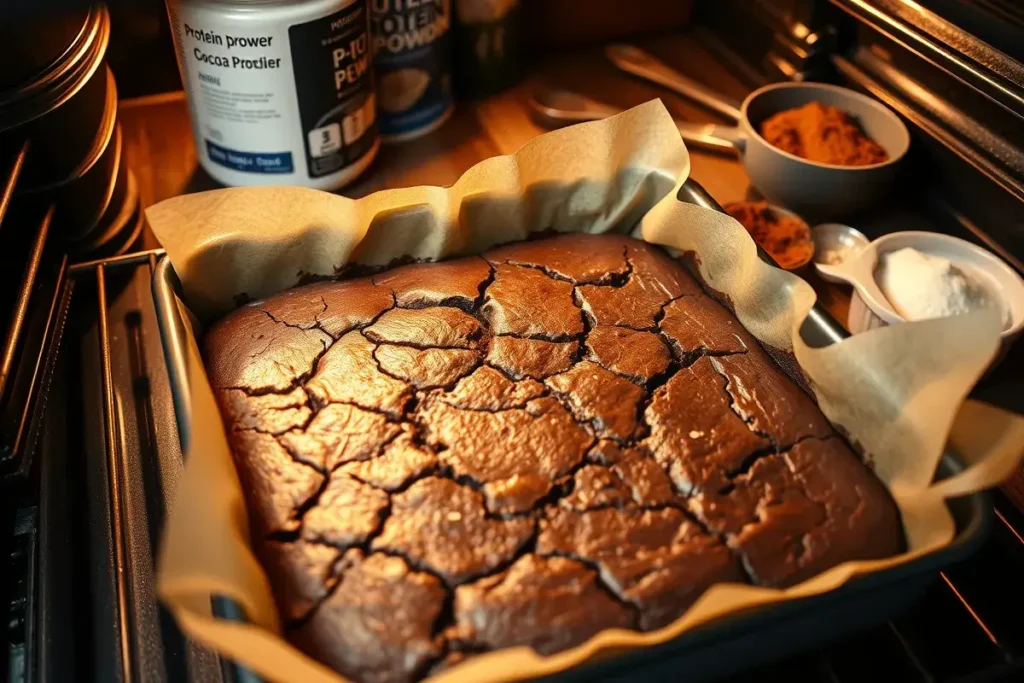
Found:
816,231 -> 1024,348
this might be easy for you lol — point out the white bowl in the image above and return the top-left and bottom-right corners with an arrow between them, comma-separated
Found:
820,231 -> 1024,353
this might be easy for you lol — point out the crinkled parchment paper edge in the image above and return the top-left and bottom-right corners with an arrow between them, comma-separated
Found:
151,101 -> 1023,683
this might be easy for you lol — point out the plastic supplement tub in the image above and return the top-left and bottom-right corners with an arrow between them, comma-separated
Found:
167,0 -> 380,190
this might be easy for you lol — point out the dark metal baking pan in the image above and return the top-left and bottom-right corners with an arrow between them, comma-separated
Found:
150,178 -> 993,682
0,5 -> 111,189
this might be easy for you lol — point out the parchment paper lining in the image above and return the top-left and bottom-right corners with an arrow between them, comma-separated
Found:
149,101 -> 1023,683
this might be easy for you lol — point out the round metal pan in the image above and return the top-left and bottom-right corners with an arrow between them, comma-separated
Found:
111,202 -> 145,257
0,6 -> 111,189
74,170 -> 141,257
19,68 -> 121,239
0,9 -> 96,91
89,125 -> 130,238
68,81 -> 130,246
68,128 -> 129,246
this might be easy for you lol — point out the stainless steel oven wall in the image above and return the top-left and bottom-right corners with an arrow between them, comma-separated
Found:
829,0 -> 1024,270
695,0 -> 1024,276
693,0 -> 840,83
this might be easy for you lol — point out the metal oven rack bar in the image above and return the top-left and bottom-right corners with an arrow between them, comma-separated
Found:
68,250 -> 161,683
66,249 -> 256,683
1,140 -> 73,683
0,142 -> 69,482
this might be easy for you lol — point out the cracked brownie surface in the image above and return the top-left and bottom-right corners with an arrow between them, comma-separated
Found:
204,234 -> 903,683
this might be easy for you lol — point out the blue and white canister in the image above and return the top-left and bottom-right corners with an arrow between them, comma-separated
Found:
168,0 -> 379,190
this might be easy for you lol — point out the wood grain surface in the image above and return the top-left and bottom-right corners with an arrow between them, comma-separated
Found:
115,34 -> 839,326
119,30 -> 1024,507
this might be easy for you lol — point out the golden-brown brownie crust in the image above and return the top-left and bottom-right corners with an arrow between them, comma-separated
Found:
204,234 -> 903,683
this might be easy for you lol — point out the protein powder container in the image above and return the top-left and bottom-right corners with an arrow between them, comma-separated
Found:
167,0 -> 379,190
370,0 -> 454,141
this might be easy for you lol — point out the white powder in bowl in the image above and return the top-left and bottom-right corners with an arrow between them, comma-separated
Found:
876,247 -> 995,321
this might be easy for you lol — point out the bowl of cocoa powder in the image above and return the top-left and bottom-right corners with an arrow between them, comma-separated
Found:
736,82 -> 909,220
600,46 -> 908,218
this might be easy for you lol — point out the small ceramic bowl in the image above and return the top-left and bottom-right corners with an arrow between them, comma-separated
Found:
812,223 -> 870,282
819,231 -> 1024,358
740,83 -> 911,221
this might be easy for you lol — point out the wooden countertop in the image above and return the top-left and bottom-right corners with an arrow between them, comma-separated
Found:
118,30 -> 1024,525
119,34 -> 850,324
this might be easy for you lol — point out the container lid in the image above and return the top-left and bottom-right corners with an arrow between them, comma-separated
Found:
0,6 -> 109,131
0,9 -> 92,92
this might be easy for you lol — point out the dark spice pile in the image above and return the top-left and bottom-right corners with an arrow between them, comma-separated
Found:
726,201 -> 815,270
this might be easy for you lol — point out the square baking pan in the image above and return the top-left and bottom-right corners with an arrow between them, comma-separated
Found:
151,177 -> 993,683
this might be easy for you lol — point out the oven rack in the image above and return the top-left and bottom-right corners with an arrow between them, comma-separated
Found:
0,143 -> 68,483
18,239 -> 1018,682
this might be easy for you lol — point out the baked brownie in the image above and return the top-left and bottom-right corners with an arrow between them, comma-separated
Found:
204,234 -> 903,683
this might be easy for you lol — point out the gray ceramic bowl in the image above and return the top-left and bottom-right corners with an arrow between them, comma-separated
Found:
602,47 -> 911,220
529,72 -> 909,222
739,83 -> 910,222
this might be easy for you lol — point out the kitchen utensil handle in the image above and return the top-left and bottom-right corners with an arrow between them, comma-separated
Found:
815,247 -> 903,325
675,121 -> 744,155
529,89 -> 743,155
606,44 -> 744,123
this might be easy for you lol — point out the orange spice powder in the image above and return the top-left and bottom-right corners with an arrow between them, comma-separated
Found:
725,201 -> 814,270
760,102 -> 889,166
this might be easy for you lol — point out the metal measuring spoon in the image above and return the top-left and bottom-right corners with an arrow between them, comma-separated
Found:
528,87 -> 740,155
605,44 -> 744,122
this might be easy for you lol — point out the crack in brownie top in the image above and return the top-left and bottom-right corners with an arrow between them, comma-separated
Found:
204,234 -> 904,683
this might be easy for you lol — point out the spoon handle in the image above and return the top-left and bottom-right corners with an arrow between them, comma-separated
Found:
817,246 -> 905,325
529,89 -> 740,155
606,44 -> 744,123
675,121 -> 743,155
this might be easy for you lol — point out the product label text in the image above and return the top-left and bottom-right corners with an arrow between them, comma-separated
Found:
370,0 -> 450,54
332,33 -> 371,90
183,23 -> 282,70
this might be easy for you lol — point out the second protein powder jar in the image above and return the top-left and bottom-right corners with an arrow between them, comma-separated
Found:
370,0 -> 454,141
167,0 -> 379,190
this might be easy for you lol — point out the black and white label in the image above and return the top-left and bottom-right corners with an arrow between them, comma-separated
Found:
170,0 -> 378,184
290,2 -> 378,178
